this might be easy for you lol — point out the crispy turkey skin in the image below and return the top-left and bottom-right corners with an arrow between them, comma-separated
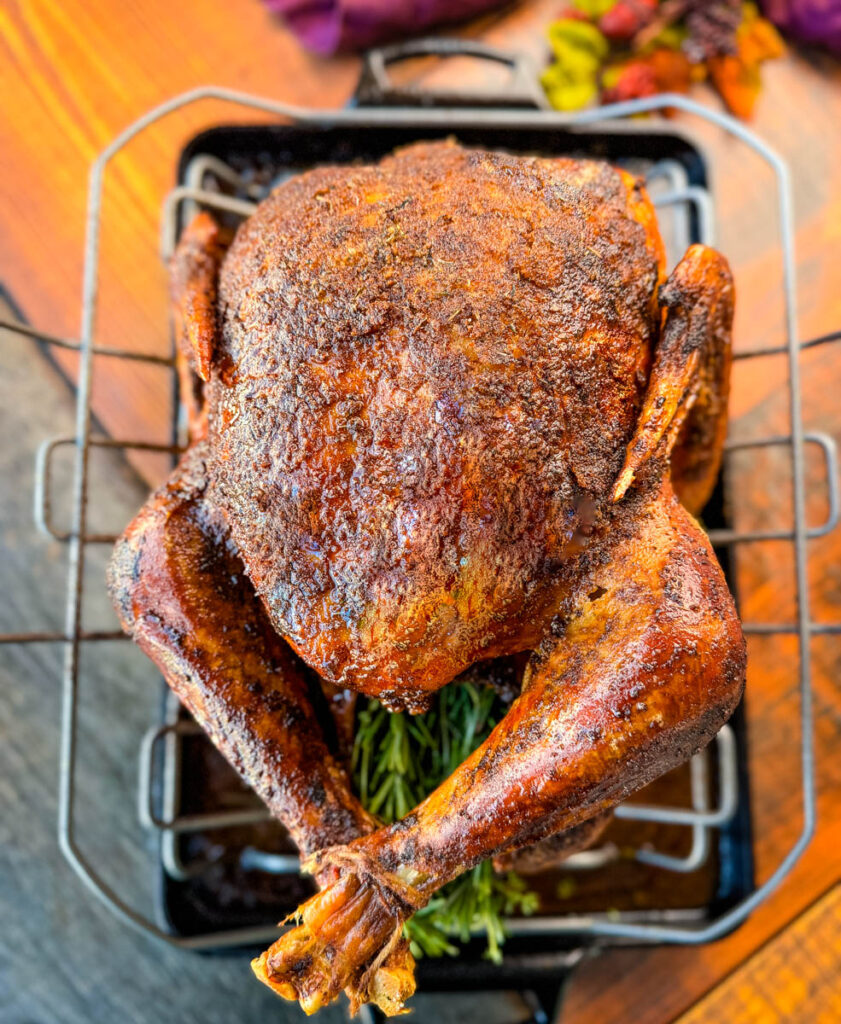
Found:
210,143 -> 668,710
109,141 -> 744,1016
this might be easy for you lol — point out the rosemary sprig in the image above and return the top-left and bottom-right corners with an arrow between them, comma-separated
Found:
352,682 -> 539,962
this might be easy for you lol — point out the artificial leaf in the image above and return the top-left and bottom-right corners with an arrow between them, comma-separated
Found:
708,3 -> 785,118
547,17 -> 610,66
543,16 -> 608,111
739,2 -> 786,61
707,53 -> 760,117
544,75 -> 601,110
648,46 -> 694,91
572,0 -> 617,17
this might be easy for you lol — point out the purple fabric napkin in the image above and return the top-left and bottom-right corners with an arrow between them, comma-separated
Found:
264,0 -> 506,54
762,0 -> 841,52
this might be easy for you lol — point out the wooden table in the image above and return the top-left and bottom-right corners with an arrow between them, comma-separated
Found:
2,2 -> 840,1021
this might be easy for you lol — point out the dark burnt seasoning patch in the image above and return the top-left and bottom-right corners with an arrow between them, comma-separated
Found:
306,777 -> 327,809
391,813 -> 419,833
289,954 -> 314,977
318,803 -> 355,838
379,848 -> 399,872
261,688 -> 306,726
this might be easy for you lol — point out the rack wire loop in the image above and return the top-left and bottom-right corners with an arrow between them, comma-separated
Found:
34,436 -> 183,543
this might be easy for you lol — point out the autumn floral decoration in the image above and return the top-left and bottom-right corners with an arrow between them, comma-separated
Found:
542,0 -> 785,119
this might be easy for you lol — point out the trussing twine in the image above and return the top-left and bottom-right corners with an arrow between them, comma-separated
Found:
301,844 -> 427,912
352,932 -> 413,1014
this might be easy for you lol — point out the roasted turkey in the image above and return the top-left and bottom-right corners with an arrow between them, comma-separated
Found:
108,140 -> 745,1016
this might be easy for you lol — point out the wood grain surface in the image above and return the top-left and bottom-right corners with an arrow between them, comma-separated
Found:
1,1 -> 841,1022
676,885 -> 841,1024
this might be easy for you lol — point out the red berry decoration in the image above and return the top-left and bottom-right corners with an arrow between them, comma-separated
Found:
600,4 -> 639,39
603,59 -> 658,102
599,0 -> 656,42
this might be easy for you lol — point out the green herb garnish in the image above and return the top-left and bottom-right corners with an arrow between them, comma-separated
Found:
352,682 -> 539,962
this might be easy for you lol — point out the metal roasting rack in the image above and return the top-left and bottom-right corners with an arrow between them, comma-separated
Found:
2,77 -> 841,963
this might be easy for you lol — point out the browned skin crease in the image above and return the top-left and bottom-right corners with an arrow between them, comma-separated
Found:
109,140 -> 744,1016
317,679 -> 358,765
492,810 -> 613,875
